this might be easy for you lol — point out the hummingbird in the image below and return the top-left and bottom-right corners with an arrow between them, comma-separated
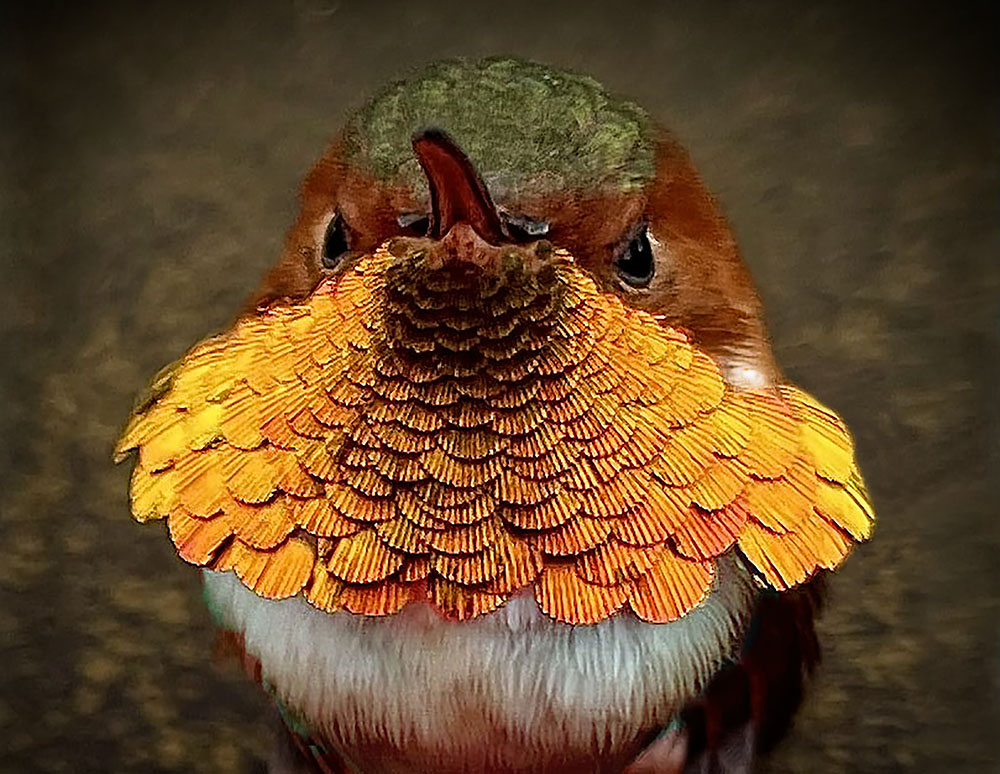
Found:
116,59 -> 873,774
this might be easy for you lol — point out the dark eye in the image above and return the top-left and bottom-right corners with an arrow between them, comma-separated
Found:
321,213 -> 350,268
615,225 -> 654,287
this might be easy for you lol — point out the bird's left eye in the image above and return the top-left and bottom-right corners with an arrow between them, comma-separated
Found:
615,224 -> 654,287
321,213 -> 351,269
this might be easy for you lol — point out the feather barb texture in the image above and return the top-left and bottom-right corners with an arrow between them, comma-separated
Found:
116,240 -> 874,624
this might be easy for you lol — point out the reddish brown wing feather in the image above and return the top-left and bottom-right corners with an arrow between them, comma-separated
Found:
678,576 -> 826,771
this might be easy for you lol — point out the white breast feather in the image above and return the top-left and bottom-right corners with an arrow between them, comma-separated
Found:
203,554 -> 756,774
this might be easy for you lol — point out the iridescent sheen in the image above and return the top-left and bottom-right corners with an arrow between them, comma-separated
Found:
117,238 -> 873,625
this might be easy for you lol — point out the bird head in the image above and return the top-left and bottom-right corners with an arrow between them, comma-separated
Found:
116,59 -> 872,624
257,59 -> 774,386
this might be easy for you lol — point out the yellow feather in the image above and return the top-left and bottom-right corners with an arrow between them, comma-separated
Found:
116,241 -> 874,622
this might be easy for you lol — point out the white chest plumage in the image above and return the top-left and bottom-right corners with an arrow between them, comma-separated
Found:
203,554 -> 756,774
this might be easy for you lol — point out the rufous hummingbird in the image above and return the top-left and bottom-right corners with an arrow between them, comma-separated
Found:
116,58 -> 873,774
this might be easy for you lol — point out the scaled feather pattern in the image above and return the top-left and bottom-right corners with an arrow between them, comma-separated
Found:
116,240 -> 873,625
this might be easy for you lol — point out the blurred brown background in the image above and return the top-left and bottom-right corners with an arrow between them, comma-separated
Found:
2,2 -> 997,772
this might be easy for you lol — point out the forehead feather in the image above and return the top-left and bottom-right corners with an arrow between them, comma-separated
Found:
346,58 -> 655,199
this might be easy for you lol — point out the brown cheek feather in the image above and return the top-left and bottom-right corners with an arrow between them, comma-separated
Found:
246,139 -> 417,313
248,147 -> 342,311
629,133 -> 778,385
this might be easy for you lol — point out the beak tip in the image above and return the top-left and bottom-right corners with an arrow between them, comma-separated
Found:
411,127 -> 450,151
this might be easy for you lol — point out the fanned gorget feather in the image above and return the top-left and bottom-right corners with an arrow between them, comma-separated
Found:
116,238 -> 873,625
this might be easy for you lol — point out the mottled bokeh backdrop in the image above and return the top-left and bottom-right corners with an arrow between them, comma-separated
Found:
2,2 -> 997,772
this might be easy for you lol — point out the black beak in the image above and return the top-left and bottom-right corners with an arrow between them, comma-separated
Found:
411,129 -> 507,245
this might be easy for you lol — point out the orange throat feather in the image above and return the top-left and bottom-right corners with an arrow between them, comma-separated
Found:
116,235 -> 874,626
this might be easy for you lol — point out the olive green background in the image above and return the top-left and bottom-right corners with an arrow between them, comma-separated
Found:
2,2 -> 997,772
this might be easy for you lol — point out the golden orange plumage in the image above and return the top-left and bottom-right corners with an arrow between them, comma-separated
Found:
116,235 -> 873,626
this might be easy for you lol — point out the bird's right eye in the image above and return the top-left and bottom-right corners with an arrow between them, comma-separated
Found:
321,213 -> 351,269
614,224 -> 655,288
